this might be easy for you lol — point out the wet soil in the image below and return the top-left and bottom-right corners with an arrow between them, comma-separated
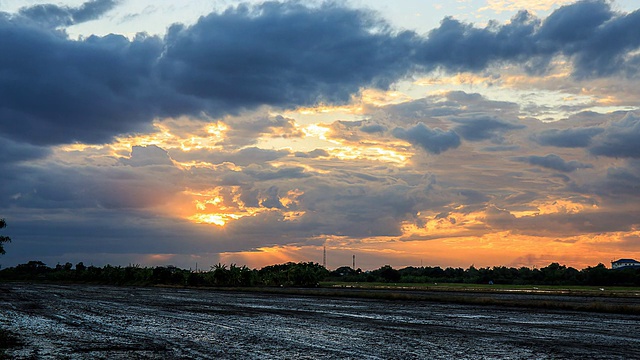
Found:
1,283 -> 639,359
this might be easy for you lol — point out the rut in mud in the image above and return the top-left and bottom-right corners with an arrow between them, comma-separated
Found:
1,283 -> 639,359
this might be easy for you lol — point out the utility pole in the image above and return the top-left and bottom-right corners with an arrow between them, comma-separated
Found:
352,254 -> 356,269
323,246 -> 326,268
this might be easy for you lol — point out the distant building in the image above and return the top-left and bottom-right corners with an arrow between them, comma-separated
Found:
611,259 -> 640,270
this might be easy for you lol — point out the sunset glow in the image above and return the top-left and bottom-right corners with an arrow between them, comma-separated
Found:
1,0 -> 640,271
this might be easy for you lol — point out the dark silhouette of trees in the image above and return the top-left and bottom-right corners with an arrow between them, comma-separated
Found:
0,219 -> 11,255
258,262 -> 328,287
1,260 -> 640,287
374,265 -> 401,282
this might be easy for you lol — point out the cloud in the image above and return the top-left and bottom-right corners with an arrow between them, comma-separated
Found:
419,1 -> 640,77
360,124 -> 387,133
2,1 -> 640,148
18,0 -> 117,28
481,0 -> 575,13
0,21 -> 190,145
244,165 -> 310,181
453,116 -> 525,142
294,149 -> 329,158
514,154 -> 593,172
0,160 -> 183,211
416,10 -> 541,72
482,204 -> 640,238
590,113 -> 640,158
171,147 -> 290,167
3,1 -> 640,270
576,159 -> 640,202
121,145 -> 173,167
222,114 -> 304,148
392,123 -> 460,154
158,2 -> 416,111
533,127 -> 604,147
0,137 -> 50,164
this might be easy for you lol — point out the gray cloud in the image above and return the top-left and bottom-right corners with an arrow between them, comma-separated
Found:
158,2 -> 415,112
392,123 -> 461,154
0,137 -> 50,164
0,21 -> 195,145
515,154 -> 593,172
0,160 -> 183,211
294,149 -> 329,158
417,0 -> 640,77
121,145 -> 173,167
574,159 -> 640,202
18,0 -> 117,28
171,147 -> 290,167
360,124 -> 387,133
484,206 -> 640,237
3,0 -> 640,268
453,116 -> 525,142
222,114 -> 304,148
1,1 -> 639,148
533,127 -> 604,148
590,113 -> 640,158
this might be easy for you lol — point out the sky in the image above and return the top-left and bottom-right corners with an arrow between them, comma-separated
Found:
1,0 -> 640,271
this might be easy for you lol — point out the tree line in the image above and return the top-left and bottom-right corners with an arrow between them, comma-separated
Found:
0,261 -> 330,287
1,260 -> 640,287
327,263 -> 640,286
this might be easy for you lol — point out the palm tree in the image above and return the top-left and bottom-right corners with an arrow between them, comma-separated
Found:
211,263 -> 230,286
0,218 -> 11,255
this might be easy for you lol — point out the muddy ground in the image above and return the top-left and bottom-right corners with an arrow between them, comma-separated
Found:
0,283 -> 639,359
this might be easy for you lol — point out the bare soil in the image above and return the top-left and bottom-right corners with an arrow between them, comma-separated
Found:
1,283 -> 639,359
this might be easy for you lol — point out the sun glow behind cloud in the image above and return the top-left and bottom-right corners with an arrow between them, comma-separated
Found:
4,0 -> 640,272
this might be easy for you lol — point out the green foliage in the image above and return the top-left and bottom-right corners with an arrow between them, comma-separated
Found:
1,260 -> 639,288
0,219 -> 11,255
258,262 -> 328,287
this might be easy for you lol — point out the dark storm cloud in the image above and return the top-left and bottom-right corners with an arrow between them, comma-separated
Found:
18,0 -> 117,28
533,127 -> 604,148
555,3 -> 640,78
2,1 -> 640,147
589,113 -> 640,158
0,20 -> 200,145
417,0 -> 640,77
157,2 -> 416,111
416,11 -> 540,72
0,137 -> 50,163
514,154 -> 593,172
392,123 -> 461,154
452,116 -> 525,142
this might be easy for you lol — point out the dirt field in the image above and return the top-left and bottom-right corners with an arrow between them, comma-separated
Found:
1,283 -> 639,359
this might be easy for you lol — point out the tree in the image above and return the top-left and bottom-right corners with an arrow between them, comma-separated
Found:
0,219 -> 11,255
